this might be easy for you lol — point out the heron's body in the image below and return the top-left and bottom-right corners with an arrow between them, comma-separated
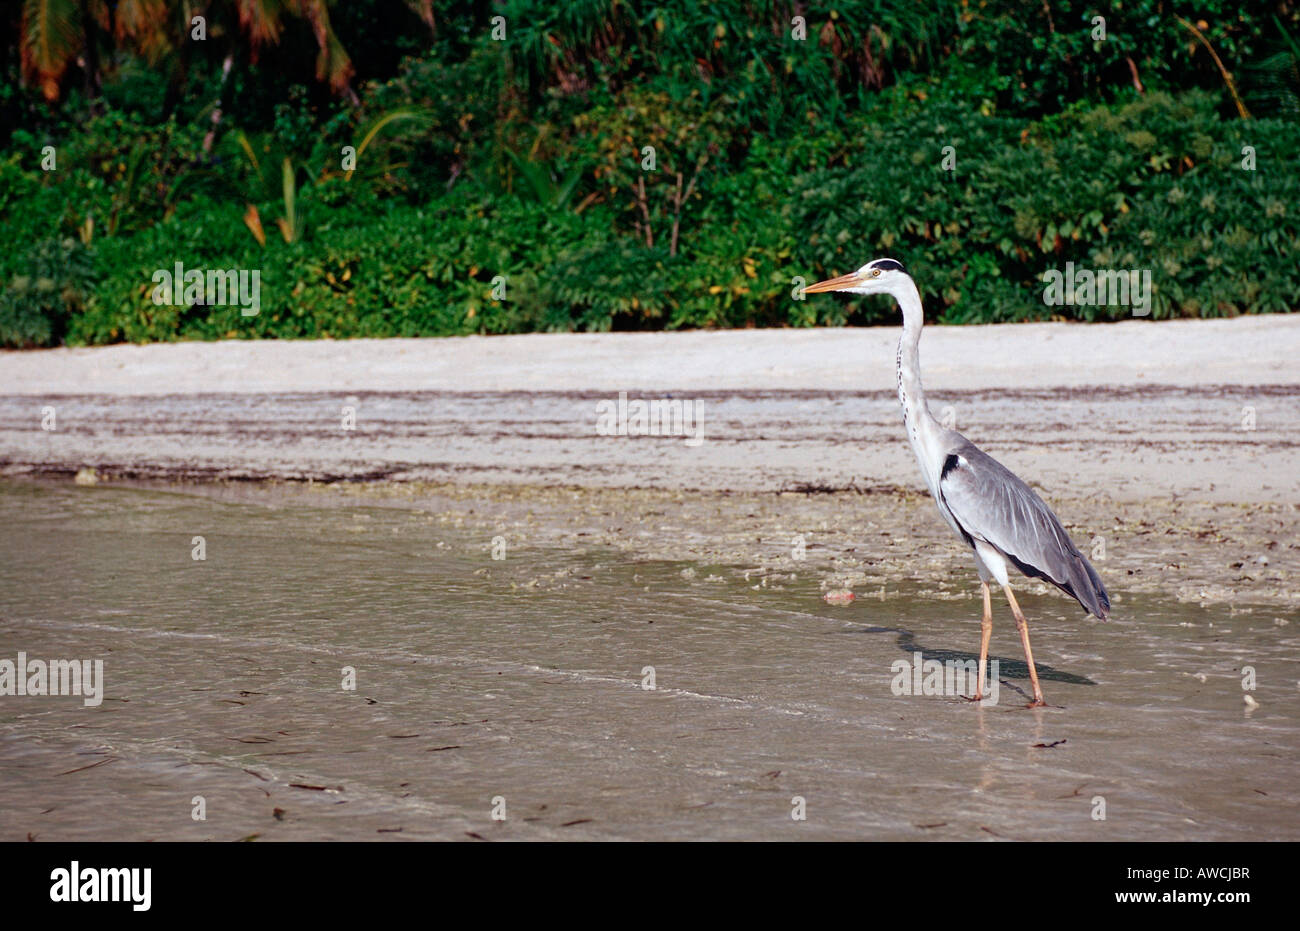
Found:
806,258 -> 1109,706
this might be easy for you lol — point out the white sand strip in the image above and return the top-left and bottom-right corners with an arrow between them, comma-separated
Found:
3,315 -> 1298,396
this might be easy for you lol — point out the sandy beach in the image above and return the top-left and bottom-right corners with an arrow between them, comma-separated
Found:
4,315 -> 1298,395
2,316 -> 1297,608
2,317 -> 1298,843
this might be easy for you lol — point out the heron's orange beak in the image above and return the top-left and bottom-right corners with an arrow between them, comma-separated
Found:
803,272 -> 862,293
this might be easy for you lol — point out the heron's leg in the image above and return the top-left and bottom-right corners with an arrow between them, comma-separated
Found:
975,582 -> 993,700
1002,585 -> 1046,707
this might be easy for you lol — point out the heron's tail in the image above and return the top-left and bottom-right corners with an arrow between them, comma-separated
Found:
1067,550 -> 1110,620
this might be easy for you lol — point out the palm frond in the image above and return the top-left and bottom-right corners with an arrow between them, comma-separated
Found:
21,0 -> 82,100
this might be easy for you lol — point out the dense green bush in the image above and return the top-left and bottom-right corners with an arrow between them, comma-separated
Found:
0,236 -> 97,347
782,91 -> 1300,323
941,0 -> 1287,117
2,2 -> 1297,346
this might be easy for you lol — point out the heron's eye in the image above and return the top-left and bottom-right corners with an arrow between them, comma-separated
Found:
871,269 -> 881,277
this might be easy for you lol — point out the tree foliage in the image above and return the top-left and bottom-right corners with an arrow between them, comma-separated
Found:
1,1 -> 1297,346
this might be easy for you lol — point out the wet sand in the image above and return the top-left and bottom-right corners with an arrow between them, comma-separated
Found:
1,319 -> 1298,839
1,481 -> 1296,842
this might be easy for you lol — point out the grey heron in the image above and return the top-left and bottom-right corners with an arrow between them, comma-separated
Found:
806,258 -> 1109,707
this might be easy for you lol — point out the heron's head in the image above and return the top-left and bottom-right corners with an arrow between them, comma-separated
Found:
804,258 -> 908,296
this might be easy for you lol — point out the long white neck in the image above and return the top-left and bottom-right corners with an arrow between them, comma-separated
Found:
892,278 -> 944,489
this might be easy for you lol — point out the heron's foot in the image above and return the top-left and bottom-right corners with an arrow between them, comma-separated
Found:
961,693 -> 984,703
1026,698 -> 1047,709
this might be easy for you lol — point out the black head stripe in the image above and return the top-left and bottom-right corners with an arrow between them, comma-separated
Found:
872,259 -> 906,273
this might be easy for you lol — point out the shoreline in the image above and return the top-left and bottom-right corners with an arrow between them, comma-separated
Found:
3,317 -> 1297,610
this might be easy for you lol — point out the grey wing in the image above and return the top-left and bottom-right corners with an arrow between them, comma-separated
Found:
936,437 -> 1110,619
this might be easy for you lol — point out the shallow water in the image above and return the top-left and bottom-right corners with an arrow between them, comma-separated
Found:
1,480 -> 1296,841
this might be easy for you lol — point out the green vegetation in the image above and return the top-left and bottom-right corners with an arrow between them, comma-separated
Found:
2,1 -> 1298,347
